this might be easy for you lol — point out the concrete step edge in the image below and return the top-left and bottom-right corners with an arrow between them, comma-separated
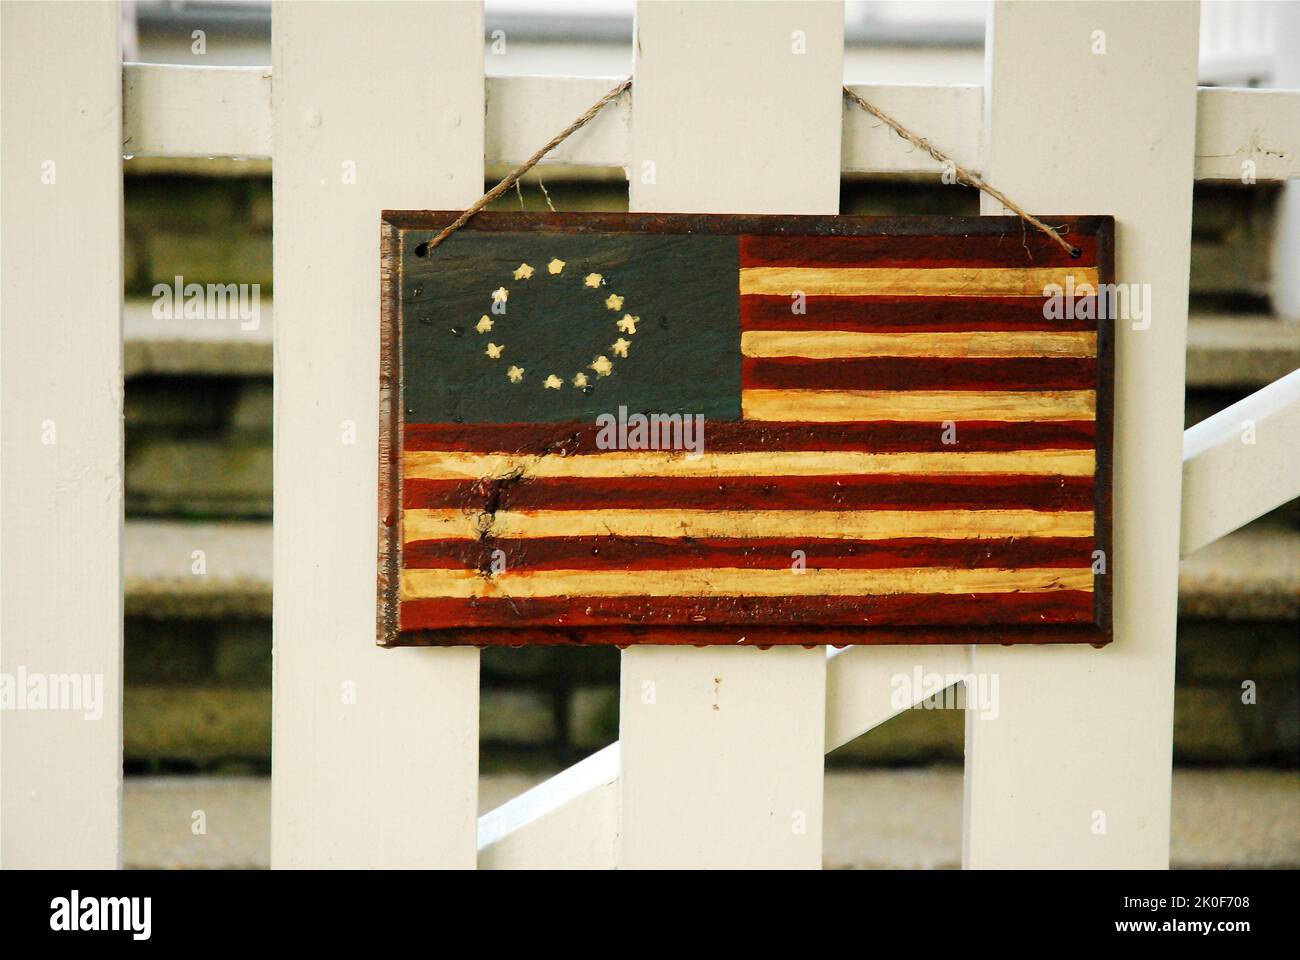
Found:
124,298 -> 273,378
1186,311 -> 1300,388
125,519 -> 271,619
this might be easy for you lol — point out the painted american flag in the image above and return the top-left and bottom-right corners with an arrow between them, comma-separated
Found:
378,213 -> 1112,646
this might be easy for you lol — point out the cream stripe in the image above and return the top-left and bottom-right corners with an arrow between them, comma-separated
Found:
741,330 -> 1097,359
742,389 -> 1095,422
404,448 -> 1095,481
738,266 -> 1099,297
401,565 -> 1094,600
403,508 -> 1094,543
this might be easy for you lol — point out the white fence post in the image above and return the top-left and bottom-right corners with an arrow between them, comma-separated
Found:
618,0 -> 843,869
963,0 -> 1200,868
0,0 -> 124,869
269,0 -> 484,868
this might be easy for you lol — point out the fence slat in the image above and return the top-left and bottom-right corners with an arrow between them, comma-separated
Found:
613,0 -> 842,869
0,0 -> 124,868
269,0 -> 484,868
963,0 -> 1200,868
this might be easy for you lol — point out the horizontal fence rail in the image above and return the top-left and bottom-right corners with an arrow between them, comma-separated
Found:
124,63 -> 272,158
122,64 -> 1300,180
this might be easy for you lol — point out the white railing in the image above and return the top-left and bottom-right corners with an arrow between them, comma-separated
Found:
1181,369 -> 1300,556
3,0 -> 1298,869
121,63 -> 1300,181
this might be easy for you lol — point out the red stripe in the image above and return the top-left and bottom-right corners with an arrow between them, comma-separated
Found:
743,356 -> 1097,392
739,234 -> 1097,269
403,536 -> 1097,571
403,419 -> 1096,452
404,474 -> 1095,512
400,590 -> 1096,629
741,295 -> 1099,332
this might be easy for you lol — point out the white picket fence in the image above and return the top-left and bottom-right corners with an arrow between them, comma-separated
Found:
2,0 -> 1298,869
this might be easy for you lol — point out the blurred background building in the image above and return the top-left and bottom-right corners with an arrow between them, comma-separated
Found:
119,0 -> 1297,868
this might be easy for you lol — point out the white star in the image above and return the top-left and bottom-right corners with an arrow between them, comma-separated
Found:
548,258 -> 565,275
617,314 -> 639,335
611,338 -> 631,358
590,355 -> 613,377
605,293 -> 624,311
513,263 -> 534,280
491,286 -> 508,303
544,374 -> 563,390
584,273 -> 603,288
507,365 -> 524,383
485,342 -> 504,359
475,315 -> 493,333
572,372 -> 589,388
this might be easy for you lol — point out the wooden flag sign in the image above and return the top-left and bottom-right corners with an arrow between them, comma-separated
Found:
378,212 -> 1113,647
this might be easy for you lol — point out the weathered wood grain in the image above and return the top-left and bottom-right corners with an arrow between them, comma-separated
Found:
378,211 -> 1114,648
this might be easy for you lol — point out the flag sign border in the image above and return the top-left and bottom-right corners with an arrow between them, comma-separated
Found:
378,212 -> 1114,648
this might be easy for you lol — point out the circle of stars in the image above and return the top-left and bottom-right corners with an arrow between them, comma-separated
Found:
471,256 -> 639,393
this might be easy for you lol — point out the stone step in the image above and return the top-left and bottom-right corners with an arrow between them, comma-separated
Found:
123,519 -> 1299,623
124,297 -> 272,378
1179,525 -> 1300,621
126,375 -> 272,518
120,768 -> 1300,869
122,681 -> 601,765
126,686 -> 270,765
128,437 -> 272,518
125,520 -> 271,619
1186,311 -> 1300,388
1185,183 -> 1278,301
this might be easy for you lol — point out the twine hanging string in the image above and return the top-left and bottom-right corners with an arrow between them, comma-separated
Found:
421,76 -> 1079,260
423,77 -> 632,253
842,86 -> 1080,258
